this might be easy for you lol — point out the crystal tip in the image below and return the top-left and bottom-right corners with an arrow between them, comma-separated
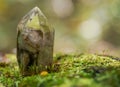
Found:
33,6 -> 40,11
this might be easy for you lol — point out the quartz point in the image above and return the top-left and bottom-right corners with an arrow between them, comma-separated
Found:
17,7 -> 54,76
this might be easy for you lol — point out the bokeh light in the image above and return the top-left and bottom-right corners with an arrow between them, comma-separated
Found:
0,0 -> 120,56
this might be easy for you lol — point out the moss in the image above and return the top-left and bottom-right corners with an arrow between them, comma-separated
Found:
0,53 -> 120,87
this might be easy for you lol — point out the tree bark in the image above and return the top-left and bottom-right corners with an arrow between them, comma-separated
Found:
17,7 -> 54,76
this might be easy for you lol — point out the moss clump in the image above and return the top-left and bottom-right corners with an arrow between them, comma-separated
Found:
0,53 -> 120,87
57,54 -> 120,74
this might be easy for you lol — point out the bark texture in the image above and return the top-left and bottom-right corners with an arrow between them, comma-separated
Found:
17,7 -> 54,76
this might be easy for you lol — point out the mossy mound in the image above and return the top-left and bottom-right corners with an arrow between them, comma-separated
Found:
0,54 -> 120,87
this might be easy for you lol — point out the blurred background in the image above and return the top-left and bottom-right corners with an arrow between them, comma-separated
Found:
0,0 -> 120,56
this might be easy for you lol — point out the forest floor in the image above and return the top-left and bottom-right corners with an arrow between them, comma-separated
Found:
0,53 -> 120,87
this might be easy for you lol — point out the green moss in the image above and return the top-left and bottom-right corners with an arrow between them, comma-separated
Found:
58,54 -> 120,72
0,53 -> 120,87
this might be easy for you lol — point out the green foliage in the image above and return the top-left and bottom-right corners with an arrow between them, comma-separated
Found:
0,54 -> 120,87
